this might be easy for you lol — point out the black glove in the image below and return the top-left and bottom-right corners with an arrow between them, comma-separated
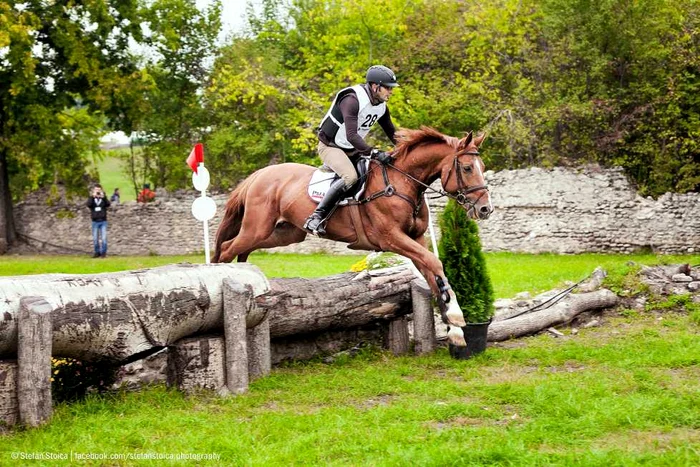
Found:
371,149 -> 394,165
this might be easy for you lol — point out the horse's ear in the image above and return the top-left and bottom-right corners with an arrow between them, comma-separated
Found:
460,131 -> 473,149
473,132 -> 487,148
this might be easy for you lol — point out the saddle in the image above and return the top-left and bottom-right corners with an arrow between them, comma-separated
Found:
306,157 -> 380,251
307,157 -> 370,204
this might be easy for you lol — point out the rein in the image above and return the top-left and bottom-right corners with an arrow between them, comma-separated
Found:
355,149 -> 489,217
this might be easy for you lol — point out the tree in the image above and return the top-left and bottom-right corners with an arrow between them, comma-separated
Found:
438,200 -> 494,324
127,0 -> 222,193
0,1 -> 146,253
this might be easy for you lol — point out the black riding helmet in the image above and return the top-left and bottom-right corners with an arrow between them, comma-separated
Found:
366,65 -> 399,88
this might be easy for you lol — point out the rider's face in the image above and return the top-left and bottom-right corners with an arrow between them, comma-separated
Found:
375,84 -> 393,102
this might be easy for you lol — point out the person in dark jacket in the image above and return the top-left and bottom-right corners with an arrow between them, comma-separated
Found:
86,184 -> 111,258
304,65 -> 399,236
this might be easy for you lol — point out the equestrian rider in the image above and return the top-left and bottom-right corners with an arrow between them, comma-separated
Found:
304,65 -> 399,236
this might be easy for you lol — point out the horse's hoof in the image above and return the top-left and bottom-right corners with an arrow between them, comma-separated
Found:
447,326 -> 466,347
446,302 -> 466,327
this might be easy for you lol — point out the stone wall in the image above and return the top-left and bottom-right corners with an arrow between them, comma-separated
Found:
477,166 -> 699,254
11,166 -> 700,256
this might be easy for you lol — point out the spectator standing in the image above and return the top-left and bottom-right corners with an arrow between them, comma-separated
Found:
86,184 -> 111,258
110,188 -> 120,204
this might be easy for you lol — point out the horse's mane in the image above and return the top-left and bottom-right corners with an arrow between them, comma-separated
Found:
393,126 -> 460,159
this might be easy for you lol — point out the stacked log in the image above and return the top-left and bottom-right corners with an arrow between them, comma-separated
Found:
0,263 -> 269,361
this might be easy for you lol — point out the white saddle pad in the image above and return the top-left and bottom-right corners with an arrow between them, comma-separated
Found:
307,162 -> 369,205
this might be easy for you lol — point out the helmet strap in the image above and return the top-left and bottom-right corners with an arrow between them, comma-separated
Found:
368,83 -> 382,104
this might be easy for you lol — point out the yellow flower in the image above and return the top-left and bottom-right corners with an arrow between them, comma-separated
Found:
350,258 -> 368,272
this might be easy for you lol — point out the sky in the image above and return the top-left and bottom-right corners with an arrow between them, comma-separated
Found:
196,0 -> 259,36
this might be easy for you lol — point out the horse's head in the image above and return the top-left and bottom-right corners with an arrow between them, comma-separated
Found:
440,132 -> 493,220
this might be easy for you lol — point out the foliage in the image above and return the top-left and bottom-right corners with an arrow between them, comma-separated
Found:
125,0 -> 222,193
51,358 -> 117,403
0,0 -> 149,250
3,0 -> 699,249
438,200 -> 495,323
2,0 -> 699,252
198,0 -> 700,197
645,293 -> 700,316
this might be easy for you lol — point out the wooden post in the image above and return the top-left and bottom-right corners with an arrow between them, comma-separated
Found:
247,316 -> 271,380
0,361 -> 19,430
386,316 -> 410,355
17,296 -> 53,427
222,279 -> 249,394
411,280 -> 436,355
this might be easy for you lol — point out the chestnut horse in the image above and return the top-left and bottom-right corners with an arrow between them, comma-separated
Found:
213,126 -> 493,346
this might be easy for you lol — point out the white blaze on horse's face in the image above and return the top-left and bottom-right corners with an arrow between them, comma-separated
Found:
473,157 -> 493,219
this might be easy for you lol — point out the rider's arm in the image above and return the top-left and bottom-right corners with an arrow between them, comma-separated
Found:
378,107 -> 397,145
338,94 -> 373,155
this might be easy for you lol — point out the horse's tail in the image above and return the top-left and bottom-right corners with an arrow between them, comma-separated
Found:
213,172 -> 260,263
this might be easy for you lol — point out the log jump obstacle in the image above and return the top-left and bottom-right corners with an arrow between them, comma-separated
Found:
0,264 -> 435,429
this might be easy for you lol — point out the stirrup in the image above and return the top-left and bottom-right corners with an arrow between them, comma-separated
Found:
304,214 -> 326,236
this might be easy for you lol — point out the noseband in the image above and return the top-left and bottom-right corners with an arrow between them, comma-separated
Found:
443,150 -> 490,211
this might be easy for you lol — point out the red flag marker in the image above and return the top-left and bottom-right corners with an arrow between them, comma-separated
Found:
187,143 -> 204,173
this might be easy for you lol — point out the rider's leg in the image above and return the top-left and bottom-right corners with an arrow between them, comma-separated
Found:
304,178 -> 347,235
304,142 -> 358,236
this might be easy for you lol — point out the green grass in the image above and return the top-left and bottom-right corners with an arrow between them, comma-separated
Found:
92,153 -> 136,202
2,252 -> 699,298
2,314 -> 699,465
485,252 -> 700,298
0,252 -> 366,280
2,252 -> 700,464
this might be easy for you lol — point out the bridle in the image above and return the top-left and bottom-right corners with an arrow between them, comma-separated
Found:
442,149 -> 490,213
357,148 -> 490,218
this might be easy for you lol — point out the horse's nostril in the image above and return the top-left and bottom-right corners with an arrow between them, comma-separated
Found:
478,205 -> 492,219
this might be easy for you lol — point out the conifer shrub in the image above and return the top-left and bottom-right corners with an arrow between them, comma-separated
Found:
438,200 -> 495,323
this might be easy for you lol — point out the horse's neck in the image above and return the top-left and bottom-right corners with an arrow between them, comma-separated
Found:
397,144 -> 451,189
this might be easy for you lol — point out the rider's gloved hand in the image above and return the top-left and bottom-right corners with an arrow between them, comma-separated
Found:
371,149 -> 394,165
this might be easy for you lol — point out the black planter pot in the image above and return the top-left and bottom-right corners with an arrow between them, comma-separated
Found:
448,320 -> 491,360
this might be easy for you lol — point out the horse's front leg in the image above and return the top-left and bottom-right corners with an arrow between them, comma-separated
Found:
409,234 -> 467,325
381,232 -> 467,347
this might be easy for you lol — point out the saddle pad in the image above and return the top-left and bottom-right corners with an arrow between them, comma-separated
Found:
307,159 -> 369,204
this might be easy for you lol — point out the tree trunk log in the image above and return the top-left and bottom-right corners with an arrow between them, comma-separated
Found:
0,264 -> 269,362
1,266 -> 418,366
270,327 -> 385,365
17,297 -> 52,427
488,289 -> 619,341
259,270 -> 415,339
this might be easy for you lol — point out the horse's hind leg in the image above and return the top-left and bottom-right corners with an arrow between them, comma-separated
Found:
218,205 -> 279,263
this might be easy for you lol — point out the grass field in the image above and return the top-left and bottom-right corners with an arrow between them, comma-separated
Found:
1,253 -> 699,465
91,153 -> 136,202
2,252 -> 698,299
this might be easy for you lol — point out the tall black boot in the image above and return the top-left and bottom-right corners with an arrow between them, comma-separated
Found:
304,178 -> 347,236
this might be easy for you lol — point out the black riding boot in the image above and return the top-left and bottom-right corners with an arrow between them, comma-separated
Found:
304,178 -> 347,236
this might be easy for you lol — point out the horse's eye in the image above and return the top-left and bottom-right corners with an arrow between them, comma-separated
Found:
463,165 -> 473,173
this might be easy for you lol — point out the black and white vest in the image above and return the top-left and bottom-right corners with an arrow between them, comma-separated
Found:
319,84 -> 386,150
